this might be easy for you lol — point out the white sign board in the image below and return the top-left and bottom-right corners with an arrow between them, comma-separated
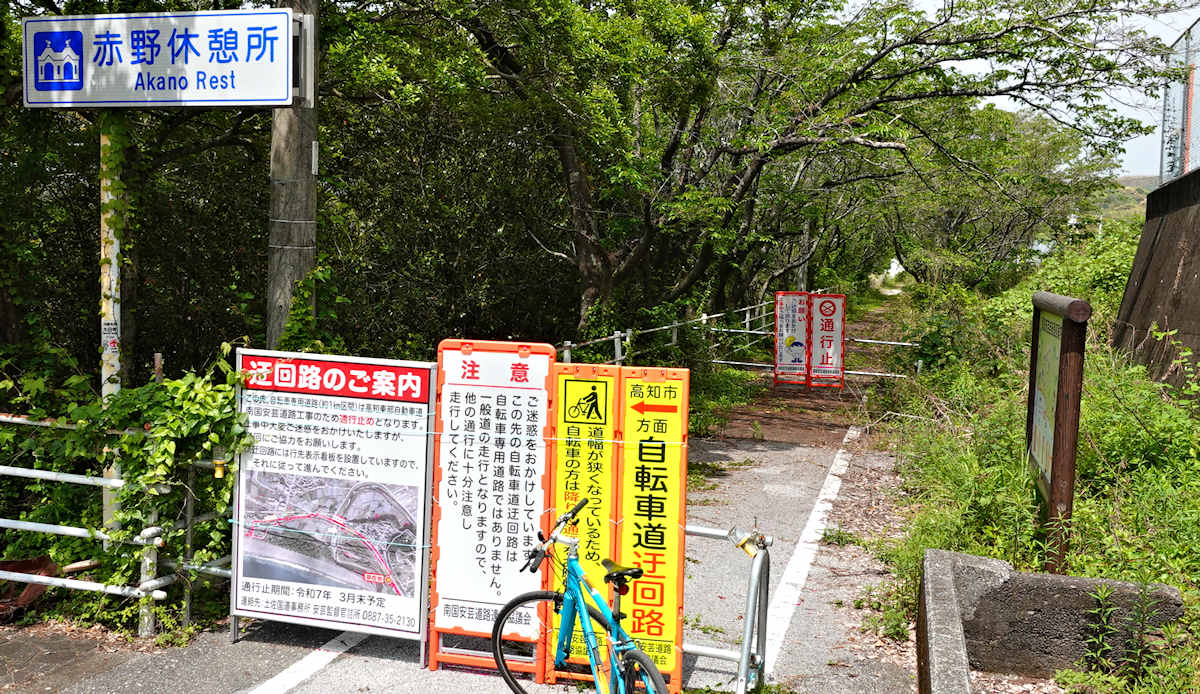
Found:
774,291 -> 809,385
808,294 -> 846,387
23,9 -> 292,108
231,349 -> 434,639
431,340 -> 553,639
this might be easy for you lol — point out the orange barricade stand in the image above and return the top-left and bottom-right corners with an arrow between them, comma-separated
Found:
427,339 -> 557,677
617,367 -> 689,694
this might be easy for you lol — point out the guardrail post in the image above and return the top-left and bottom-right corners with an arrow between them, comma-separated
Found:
182,462 -> 195,629
563,341 -> 573,364
670,324 -> 678,346
613,331 -> 624,365
139,352 -> 164,638
139,511 -> 158,637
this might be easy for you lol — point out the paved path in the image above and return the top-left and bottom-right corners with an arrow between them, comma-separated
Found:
2,429 -> 913,694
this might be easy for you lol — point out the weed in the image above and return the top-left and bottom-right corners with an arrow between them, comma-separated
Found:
868,220 -> 1200,689
1084,583 -> 1118,673
820,526 -> 861,547
683,614 -> 727,636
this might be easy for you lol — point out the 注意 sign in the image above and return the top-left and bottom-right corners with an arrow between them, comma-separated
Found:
23,9 -> 292,108
774,291 -> 809,386
1024,292 -> 1090,572
808,294 -> 846,388
231,349 -> 434,639
429,340 -> 555,662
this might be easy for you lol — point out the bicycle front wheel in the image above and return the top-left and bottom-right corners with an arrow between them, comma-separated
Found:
622,648 -> 668,693
491,590 -> 611,694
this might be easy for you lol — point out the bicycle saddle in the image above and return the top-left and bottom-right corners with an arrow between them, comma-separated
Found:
601,558 -> 644,583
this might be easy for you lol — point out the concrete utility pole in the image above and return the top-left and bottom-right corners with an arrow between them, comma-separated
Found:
266,0 -> 318,348
99,111 -> 125,532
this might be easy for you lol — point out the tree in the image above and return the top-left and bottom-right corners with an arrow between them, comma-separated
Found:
390,0 -> 1182,327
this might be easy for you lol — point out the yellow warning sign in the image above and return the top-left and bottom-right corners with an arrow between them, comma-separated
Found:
618,367 -> 688,674
552,365 -> 619,660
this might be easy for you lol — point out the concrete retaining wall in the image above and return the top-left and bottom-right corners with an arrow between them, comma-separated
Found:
917,549 -> 1183,692
1113,169 -> 1200,384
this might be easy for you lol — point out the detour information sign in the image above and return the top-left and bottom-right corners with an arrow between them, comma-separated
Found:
231,348 -> 434,639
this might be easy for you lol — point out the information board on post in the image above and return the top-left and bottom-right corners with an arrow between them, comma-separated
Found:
808,294 -> 846,388
618,367 -> 688,686
1024,292 -> 1090,572
551,364 -> 620,667
231,349 -> 435,640
1029,312 -> 1062,492
23,9 -> 293,108
429,339 -> 555,669
774,291 -> 809,386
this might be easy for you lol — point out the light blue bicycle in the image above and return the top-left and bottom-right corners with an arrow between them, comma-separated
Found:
491,498 -> 668,694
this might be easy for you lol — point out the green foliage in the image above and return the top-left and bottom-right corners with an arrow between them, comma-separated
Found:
0,348 -> 253,633
277,258 -> 350,354
873,227 -> 1200,690
688,368 -> 764,437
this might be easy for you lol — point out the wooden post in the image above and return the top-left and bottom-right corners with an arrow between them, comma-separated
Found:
1025,291 -> 1090,573
266,0 -> 319,348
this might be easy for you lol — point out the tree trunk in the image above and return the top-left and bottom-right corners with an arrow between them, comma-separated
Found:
553,134 -> 612,332
266,1 -> 318,348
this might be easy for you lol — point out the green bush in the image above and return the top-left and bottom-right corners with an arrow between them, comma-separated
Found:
0,346 -> 253,634
874,221 -> 1200,691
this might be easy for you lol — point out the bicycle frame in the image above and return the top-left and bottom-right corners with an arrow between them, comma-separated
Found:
553,548 -> 649,694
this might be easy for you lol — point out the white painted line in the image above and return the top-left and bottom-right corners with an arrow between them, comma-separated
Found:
763,425 -> 862,677
246,630 -> 369,694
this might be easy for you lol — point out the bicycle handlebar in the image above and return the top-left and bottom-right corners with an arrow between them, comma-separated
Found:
520,498 -> 590,573
560,497 -> 588,524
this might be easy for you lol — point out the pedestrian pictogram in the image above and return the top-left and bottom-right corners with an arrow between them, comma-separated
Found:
564,378 -> 609,424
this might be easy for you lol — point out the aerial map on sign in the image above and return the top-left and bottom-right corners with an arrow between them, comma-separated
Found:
240,472 -> 420,597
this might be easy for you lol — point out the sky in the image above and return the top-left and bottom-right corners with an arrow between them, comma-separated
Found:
1118,11 -> 1200,176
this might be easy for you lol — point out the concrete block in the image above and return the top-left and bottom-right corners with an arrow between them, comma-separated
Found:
963,571 -> 1183,678
917,548 -> 1185,687
917,550 -> 972,694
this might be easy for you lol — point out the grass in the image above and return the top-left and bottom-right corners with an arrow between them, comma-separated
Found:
688,458 -> 755,492
871,327 -> 1200,690
689,367 -> 767,436
820,526 -> 861,547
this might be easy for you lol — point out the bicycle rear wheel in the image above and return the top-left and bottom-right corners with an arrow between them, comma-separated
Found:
621,648 -> 668,693
491,590 -> 612,693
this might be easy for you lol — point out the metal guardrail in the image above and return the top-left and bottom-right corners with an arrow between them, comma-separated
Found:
683,523 -> 772,694
559,300 -> 777,366
0,353 -> 229,636
558,294 -> 919,380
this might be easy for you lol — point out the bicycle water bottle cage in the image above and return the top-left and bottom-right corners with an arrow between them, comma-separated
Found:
601,558 -> 644,585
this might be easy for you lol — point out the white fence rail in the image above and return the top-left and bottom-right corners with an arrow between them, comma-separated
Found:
557,294 -> 917,378
0,354 -> 229,636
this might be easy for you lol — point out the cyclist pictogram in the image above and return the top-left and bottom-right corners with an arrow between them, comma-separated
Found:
563,379 -> 608,425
